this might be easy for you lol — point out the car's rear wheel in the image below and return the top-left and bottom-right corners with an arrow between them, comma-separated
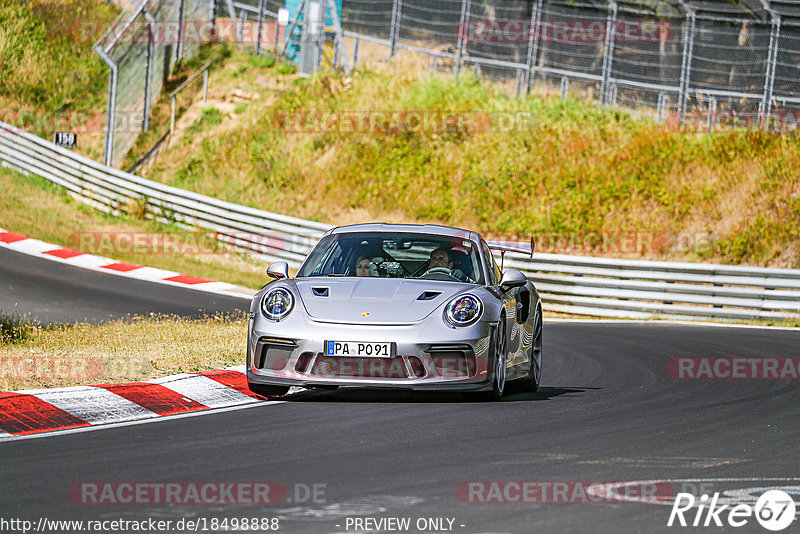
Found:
519,304 -> 543,393
248,383 -> 290,397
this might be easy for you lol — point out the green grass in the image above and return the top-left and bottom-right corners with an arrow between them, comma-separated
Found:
142,58 -> 800,268
0,0 -> 118,116
185,106 -> 224,137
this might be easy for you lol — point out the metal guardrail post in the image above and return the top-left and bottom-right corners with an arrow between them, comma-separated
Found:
761,15 -> 781,130
353,38 -> 360,69
455,0 -> 470,79
256,0 -> 266,55
560,76 -> 569,99
142,8 -> 156,133
678,9 -> 696,126
599,1 -> 618,107
389,0 -> 402,58
93,45 -> 118,167
203,70 -> 209,103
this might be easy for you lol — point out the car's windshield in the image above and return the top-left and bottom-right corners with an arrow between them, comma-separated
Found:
297,232 -> 484,284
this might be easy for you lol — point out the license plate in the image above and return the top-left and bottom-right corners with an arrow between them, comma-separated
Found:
325,341 -> 392,358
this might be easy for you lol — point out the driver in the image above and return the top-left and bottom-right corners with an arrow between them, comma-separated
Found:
428,247 -> 453,270
426,247 -> 471,282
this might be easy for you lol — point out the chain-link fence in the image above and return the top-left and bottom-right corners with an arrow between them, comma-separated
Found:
95,0 -> 800,167
93,0 -> 213,168
227,0 -> 800,131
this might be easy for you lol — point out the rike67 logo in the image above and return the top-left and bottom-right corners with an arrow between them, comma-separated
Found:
668,489 -> 797,531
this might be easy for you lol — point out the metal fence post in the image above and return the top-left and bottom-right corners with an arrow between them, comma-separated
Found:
208,0 -> 216,41
524,0 -> 543,94
237,9 -> 246,48
256,0 -> 267,55
176,0 -> 186,63
353,38 -> 360,69
678,9 -> 696,126
142,9 -> 155,133
761,15 -> 781,130
389,0 -> 402,58
93,45 -> 117,167
455,0 -> 470,79
657,92 -> 667,123
707,97 -> 716,133
599,1 -> 617,107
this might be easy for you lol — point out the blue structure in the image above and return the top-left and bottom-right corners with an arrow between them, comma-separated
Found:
284,0 -> 343,63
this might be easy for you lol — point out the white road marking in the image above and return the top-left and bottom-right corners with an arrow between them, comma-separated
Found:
21,386 -> 158,425
7,238 -> 60,254
0,400 -> 284,443
148,374 -> 256,408
545,318 -> 800,331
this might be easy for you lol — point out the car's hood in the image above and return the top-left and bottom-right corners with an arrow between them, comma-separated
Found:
294,278 -> 475,324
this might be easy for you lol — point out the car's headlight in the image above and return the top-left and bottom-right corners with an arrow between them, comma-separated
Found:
444,294 -> 482,327
261,287 -> 294,320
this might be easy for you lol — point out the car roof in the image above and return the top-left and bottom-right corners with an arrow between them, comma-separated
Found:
325,223 -> 482,241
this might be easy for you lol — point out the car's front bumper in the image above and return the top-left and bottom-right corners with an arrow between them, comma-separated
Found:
247,313 -> 495,391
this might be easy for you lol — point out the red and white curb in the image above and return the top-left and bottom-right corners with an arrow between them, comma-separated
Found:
0,366 -> 289,440
0,228 -> 255,300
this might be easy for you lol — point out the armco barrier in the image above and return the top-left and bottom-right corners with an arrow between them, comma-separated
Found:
2,120 -> 799,322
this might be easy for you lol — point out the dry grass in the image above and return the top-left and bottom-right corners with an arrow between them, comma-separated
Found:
0,314 -> 246,391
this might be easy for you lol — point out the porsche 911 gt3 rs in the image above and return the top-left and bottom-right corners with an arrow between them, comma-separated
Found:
246,223 -> 542,400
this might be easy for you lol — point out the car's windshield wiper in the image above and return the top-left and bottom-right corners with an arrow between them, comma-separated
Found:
307,273 -> 348,277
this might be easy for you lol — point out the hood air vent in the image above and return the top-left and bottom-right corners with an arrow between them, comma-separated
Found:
417,291 -> 442,301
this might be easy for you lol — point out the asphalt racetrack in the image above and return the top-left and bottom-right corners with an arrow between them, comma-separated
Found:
0,247 -> 246,323
1,248 -> 799,533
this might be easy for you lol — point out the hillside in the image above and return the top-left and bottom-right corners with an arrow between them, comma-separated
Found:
138,49 -> 800,268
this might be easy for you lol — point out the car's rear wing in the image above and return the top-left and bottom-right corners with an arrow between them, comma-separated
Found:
487,239 -> 535,270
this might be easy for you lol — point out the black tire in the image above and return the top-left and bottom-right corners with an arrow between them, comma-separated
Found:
474,317 -> 507,401
248,383 -> 290,397
519,304 -> 543,393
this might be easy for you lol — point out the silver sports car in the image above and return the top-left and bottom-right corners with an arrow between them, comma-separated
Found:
246,223 -> 542,400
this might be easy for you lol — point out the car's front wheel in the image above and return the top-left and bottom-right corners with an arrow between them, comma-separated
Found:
475,317 -> 507,401
248,383 -> 290,397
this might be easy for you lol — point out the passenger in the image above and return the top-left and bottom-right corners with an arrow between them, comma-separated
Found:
354,255 -> 372,277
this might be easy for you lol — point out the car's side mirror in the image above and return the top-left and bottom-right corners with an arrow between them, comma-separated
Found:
499,269 -> 527,291
266,261 -> 289,280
